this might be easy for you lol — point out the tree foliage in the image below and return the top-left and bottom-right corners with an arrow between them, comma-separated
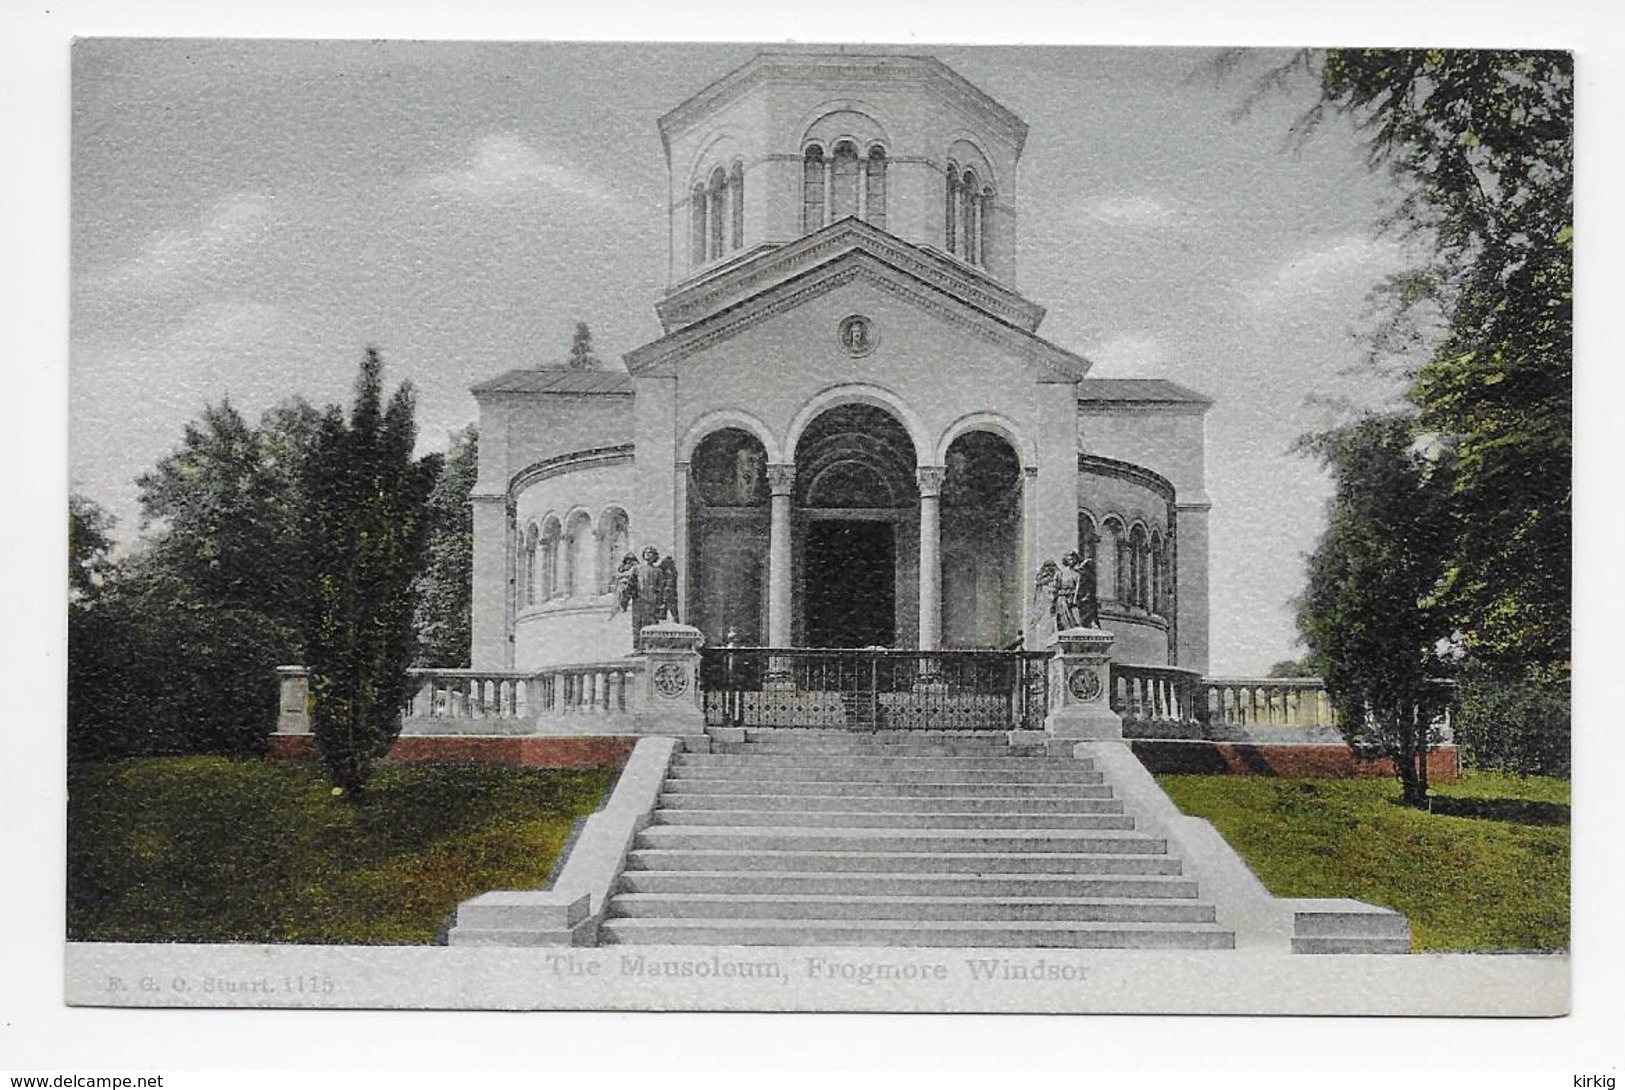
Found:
1316,50 -> 1573,668
567,321 -> 599,370
1269,49 -> 1573,669
1295,415 -> 1457,806
301,349 -> 440,800
69,493 -> 117,600
414,425 -> 477,667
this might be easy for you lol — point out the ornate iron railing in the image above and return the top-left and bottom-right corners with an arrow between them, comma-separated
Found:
699,647 -> 1051,731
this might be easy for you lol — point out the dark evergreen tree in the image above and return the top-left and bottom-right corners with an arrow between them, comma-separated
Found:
567,321 -> 599,370
1295,415 -> 1456,807
300,348 -> 440,801
414,425 -> 478,667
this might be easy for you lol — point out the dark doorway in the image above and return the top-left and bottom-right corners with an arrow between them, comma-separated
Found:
804,520 -> 895,647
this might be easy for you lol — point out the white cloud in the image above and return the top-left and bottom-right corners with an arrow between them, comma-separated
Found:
1064,192 -> 1182,228
418,133 -> 617,204
1238,234 -> 1405,311
1083,331 -> 1169,377
87,193 -> 279,297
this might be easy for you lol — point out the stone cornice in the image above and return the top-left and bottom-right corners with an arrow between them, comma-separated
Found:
659,53 -> 1028,158
506,444 -> 635,498
1077,453 -> 1178,505
626,250 -> 1087,384
656,217 -> 1046,334
1076,399 -> 1209,417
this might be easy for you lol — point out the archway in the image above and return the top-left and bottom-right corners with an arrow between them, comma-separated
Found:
941,430 -> 1022,648
792,403 -> 919,647
688,427 -> 769,645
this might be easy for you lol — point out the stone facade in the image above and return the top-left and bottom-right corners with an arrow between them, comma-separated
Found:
469,52 -> 1212,674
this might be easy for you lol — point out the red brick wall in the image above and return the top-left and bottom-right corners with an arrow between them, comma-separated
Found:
1132,739 -> 1460,781
266,734 -> 636,770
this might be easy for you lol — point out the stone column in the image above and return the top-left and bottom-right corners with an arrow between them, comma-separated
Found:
673,461 -> 690,621
916,465 -> 946,651
823,160 -> 834,227
1044,627 -> 1123,742
1021,465 -> 1039,645
858,158 -> 869,222
766,463 -> 796,647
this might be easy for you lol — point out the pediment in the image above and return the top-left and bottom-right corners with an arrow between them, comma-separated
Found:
656,217 -> 1046,335
627,229 -> 1089,385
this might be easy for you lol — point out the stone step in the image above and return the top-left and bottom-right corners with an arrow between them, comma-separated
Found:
657,792 -> 1124,814
738,729 -> 1010,744
624,848 -> 1184,875
665,766 -> 1105,786
598,918 -> 1236,949
650,808 -> 1137,830
633,826 -> 1167,855
617,870 -> 1199,899
661,778 -> 1113,799
712,741 -> 1021,757
606,893 -> 1217,924
676,754 -> 1094,772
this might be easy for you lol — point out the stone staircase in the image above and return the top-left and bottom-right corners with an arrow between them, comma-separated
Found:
598,729 -> 1236,948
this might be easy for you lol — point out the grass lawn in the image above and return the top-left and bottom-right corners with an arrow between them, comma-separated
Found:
1156,771 -> 1570,952
68,757 -> 619,945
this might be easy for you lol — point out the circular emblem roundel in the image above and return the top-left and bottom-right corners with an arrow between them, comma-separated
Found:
653,663 -> 688,699
838,314 -> 876,357
1067,667 -> 1103,702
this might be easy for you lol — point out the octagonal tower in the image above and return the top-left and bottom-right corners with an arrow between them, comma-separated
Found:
658,52 -> 1029,290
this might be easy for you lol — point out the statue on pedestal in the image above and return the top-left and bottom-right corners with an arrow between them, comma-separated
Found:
1037,551 -> 1100,634
610,546 -> 681,651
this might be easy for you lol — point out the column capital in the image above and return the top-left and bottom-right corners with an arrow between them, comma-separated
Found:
916,465 -> 948,498
766,463 -> 797,497
1022,465 -> 1039,481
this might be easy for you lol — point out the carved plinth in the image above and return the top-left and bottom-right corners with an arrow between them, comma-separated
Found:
1044,626 -> 1124,741
635,623 -> 707,740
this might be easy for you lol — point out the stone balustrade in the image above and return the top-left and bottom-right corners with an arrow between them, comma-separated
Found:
1109,663 -> 1207,738
1202,677 -> 1338,730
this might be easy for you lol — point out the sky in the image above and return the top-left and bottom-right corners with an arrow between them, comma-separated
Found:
70,40 -> 1421,675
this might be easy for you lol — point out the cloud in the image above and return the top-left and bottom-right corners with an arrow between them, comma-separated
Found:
418,133 -> 618,205
1082,331 -> 1169,377
1064,192 -> 1184,229
86,193 -> 279,297
1238,234 -> 1405,311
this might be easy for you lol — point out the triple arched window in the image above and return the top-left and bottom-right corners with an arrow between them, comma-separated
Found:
691,161 -> 745,269
1083,513 -> 1170,617
945,162 -> 995,268
522,508 -> 633,607
802,141 -> 888,233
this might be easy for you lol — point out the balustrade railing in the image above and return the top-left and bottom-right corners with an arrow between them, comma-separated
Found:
699,647 -> 1050,731
405,663 -> 640,725
1109,663 -> 1206,732
1202,677 -> 1338,729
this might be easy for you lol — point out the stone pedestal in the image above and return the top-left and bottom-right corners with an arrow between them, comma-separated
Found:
634,622 -> 708,743
1043,627 -> 1123,742
276,666 -> 312,735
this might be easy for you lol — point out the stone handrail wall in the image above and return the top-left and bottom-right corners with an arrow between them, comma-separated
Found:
1109,663 -> 1206,735
1202,676 -> 1337,730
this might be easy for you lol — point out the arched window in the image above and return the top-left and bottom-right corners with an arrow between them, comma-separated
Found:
540,517 -> 562,601
978,185 -> 994,268
1150,529 -> 1165,616
522,522 -> 540,607
729,161 -> 744,251
598,508 -> 631,595
944,163 -> 959,255
960,169 -> 980,265
707,167 -> 727,261
563,512 -> 593,598
1100,518 -> 1124,603
865,146 -> 887,230
1128,525 -> 1150,610
689,183 -> 706,269
803,146 -> 825,232
830,141 -> 859,221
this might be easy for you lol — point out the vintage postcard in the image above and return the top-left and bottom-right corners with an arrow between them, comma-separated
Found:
59,35 -> 1576,1026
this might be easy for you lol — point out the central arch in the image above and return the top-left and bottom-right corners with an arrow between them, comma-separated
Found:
792,403 -> 920,648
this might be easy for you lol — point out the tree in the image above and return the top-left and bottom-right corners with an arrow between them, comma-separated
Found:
1267,655 -> 1321,679
301,348 -> 441,801
1253,49 -> 1573,669
69,494 -> 117,600
567,321 -> 599,370
414,425 -> 478,667
1295,415 -> 1457,807
134,397 -> 322,630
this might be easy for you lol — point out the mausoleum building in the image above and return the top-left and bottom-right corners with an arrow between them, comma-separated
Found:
468,52 -> 1213,675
